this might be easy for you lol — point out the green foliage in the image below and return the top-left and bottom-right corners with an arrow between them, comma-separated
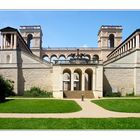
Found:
126,91 -> 134,97
0,75 -> 14,102
0,99 -> 82,113
104,92 -> 121,97
0,118 -> 140,129
24,87 -> 53,97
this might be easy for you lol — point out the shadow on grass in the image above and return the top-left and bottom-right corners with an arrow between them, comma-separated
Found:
0,99 -> 14,104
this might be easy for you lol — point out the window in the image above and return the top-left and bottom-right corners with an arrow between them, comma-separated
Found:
109,34 -> 115,48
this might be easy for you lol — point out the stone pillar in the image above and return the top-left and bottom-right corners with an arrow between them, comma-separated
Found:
71,72 -> 74,91
82,72 -> 85,91
131,39 -> 133,48
133,37 -> 135,48
11,34 -> 13,48
3,34 -> 6,49
0,34 -> 2,49
92,69 -> 96,91
14,34 -> 17,48
136,34 -> 140,48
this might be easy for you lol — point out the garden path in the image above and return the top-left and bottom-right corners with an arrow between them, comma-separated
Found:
0,98 -> 140,118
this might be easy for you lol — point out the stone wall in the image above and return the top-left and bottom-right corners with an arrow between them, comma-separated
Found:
18,50 -> 53,95
0,68 -> 18,94
103,68 -> 134,96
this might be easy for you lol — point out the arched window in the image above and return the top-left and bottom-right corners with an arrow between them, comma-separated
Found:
108,34 -> 115,48
27,34 -> 33,48
93,54 -> 99,64
42,55 -> 50,62
50,55 -> 58,64
63,69 -> 71,91
6,55 -> 11,63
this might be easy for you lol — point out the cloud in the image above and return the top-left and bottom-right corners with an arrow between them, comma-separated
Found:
80,44 -> 89,48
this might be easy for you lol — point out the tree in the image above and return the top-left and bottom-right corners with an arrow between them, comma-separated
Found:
0,75 -> 14,102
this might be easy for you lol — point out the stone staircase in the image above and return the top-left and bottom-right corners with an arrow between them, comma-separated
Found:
63,91 -> 94,98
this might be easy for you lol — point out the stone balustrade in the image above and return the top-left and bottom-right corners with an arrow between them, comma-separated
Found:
107,30 -> 140,62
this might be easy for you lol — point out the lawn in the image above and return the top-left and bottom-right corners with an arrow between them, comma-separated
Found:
0,99 -> 81,113
92,99 -> 140,113
0,118 -> 140,129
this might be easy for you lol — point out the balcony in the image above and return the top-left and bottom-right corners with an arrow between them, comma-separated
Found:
53,58 -> 102,65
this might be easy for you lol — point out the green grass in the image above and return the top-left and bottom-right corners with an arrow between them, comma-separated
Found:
0,118 -> 140,129
0,99 -> 81,113
92,99 -> 140,113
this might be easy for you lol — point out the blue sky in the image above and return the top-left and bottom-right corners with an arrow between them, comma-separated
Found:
0,10 -> 140,48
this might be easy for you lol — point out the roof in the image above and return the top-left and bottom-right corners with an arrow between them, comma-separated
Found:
0,26 -> 32,54
0,26 -> 18,32
98,25 -> 123,35
107,28 -> 140,57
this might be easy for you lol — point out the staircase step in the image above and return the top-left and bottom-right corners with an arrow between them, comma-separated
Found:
63,91 -> 94,98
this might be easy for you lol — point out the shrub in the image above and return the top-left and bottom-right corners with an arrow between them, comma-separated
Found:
24,87 -> 53,98
104,91 -> 121,97
126,92 -> 134,97
0,75 -> 14,102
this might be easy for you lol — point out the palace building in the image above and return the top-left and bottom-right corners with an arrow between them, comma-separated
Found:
0,25 -> 140,98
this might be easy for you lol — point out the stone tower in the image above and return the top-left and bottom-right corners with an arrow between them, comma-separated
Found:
19,25 -> 43,57
98,25 -> 123,49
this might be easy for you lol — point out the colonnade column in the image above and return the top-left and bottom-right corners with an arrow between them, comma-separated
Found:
0,33 -> 2,49
92,68 -> 96,91
71,72 -> 74,91
14,34 -> 17,48
11,34 -> 13,48
82,72 -> 85,91
136,34 -> 140,49
3,34 -> 6,49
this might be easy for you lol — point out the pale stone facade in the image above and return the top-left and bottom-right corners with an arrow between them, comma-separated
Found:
0,25 -> 140,98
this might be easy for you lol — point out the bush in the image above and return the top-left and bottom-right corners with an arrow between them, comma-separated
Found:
104,92 -> 121,97
24,87 -> 53,98
0,75 -> 14,102
126,92 -> 134,97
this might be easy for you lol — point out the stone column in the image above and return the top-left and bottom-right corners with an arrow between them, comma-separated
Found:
92,68 -> 96,91
14,34 -> 17,48
0,34 -> 2,49
133,37 -> 135,48
136,34 -> 140,48
3,34 -> 6,49
131,39 -> 133,49
11,34 -> 13,48
71,72 -> 74,91
82,72 -> 85,91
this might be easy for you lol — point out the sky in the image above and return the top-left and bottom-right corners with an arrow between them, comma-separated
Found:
0,10 -> 140,48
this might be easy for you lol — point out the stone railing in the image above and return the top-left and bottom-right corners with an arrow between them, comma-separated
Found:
53,59 -> 102,65
107,30 -> 140,62
43,47 -> 99,50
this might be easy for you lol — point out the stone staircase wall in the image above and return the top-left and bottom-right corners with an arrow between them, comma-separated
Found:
63,91 -> 94,98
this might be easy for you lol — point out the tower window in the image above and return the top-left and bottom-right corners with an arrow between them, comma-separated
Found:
27,34 -> 33,48
109,34 -> 115,48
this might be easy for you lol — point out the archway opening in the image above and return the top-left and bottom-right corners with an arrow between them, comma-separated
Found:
59,55 -> 66,64
63,69 -> 71,91
85,69 -> 93,90
93,54 -> 99,64
42,55 -> 50,62
108,34 -> 114,48
27,34 -> 33,48
74,69 -> 82,90
50,55 -> 58,64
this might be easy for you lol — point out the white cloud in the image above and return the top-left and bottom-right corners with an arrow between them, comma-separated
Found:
80,44 -> 89,48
